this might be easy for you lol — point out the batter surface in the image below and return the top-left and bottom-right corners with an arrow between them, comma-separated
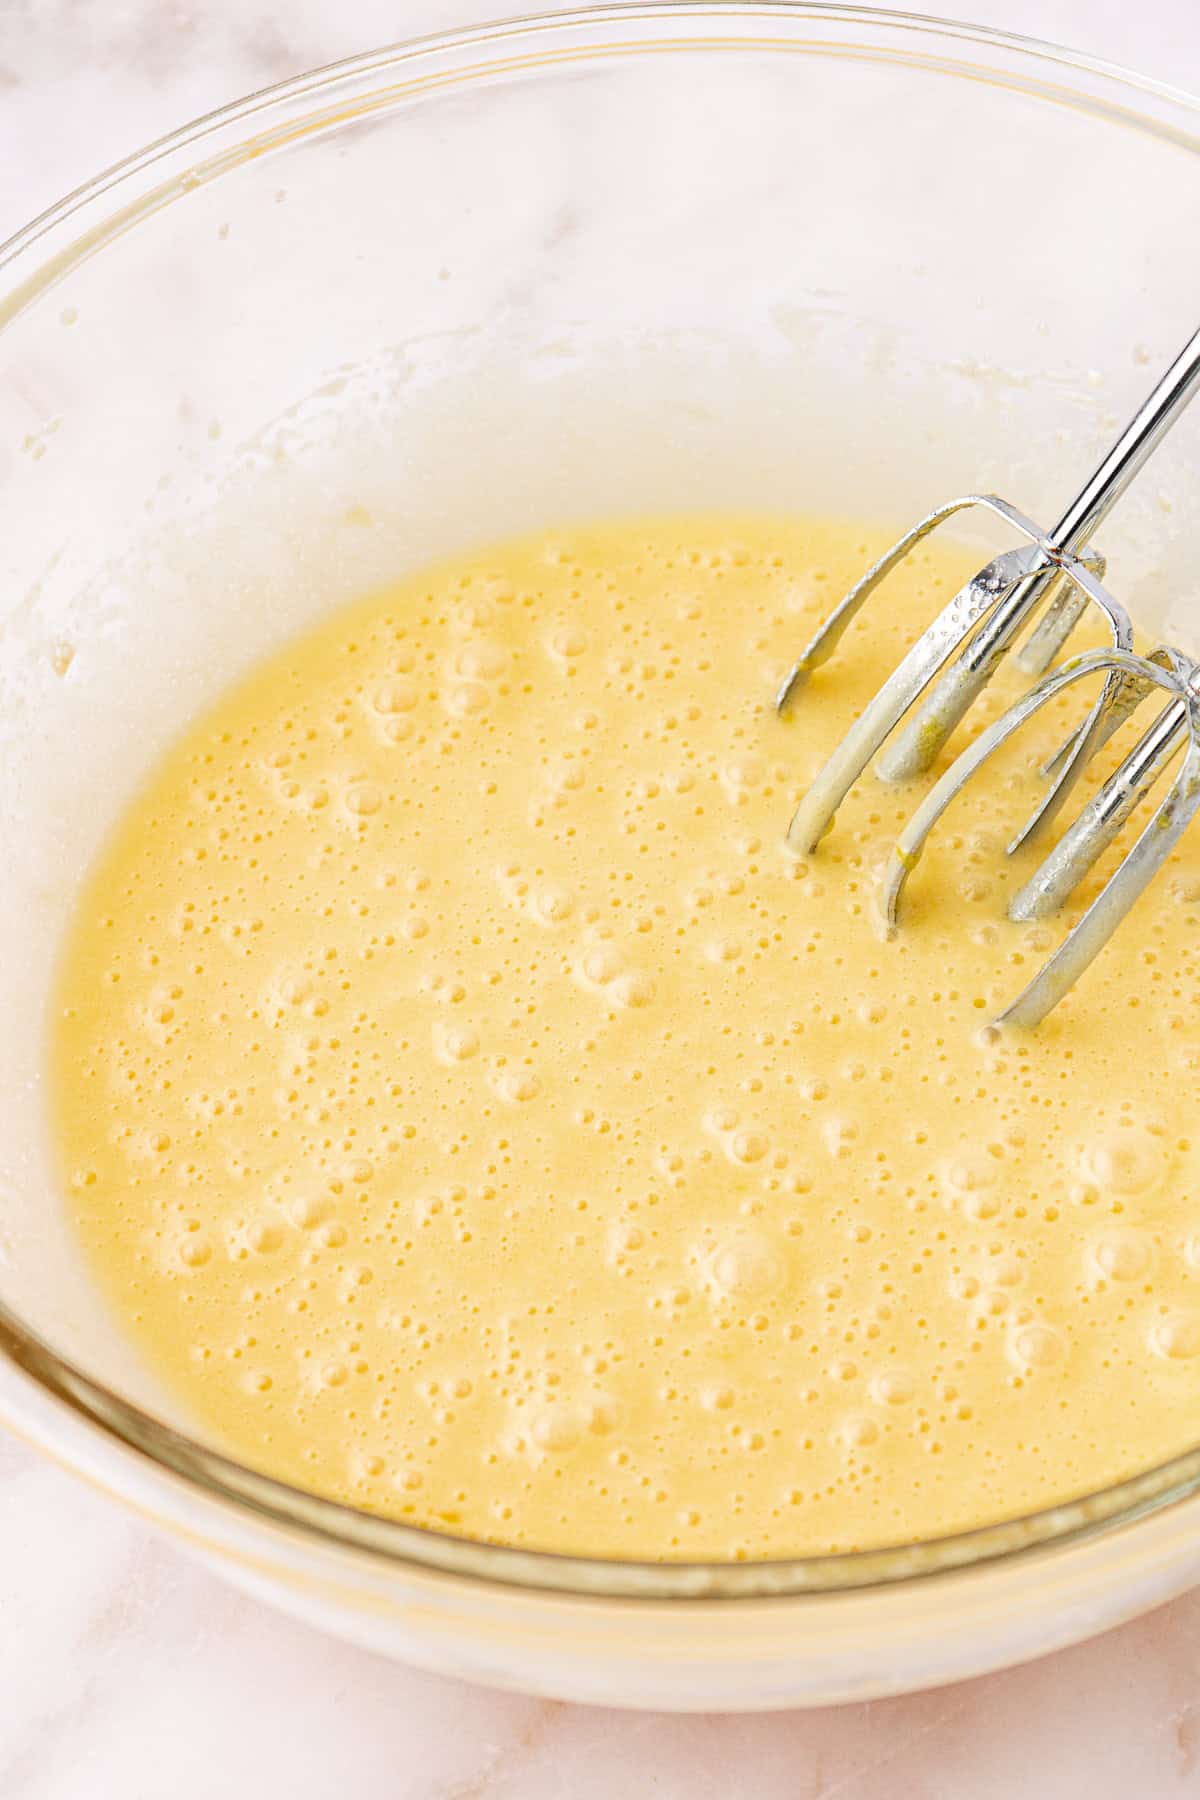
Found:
52,516 -> 1200,1557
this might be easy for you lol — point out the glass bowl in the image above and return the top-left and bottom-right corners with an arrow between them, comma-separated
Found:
3,3 -> 1200,1710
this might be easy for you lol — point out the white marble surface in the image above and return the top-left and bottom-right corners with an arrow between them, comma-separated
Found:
5,2 -> 1200,1794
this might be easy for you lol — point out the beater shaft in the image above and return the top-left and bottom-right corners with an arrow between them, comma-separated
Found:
878,327 -> 1200,781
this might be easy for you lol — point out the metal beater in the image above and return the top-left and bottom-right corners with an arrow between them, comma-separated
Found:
777,329 -> 1200,1028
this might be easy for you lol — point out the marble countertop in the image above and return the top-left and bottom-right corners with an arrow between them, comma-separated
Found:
4,2 -> 1200,1794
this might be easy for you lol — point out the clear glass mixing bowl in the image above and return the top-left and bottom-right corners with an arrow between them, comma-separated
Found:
3,3 -> 1200,1709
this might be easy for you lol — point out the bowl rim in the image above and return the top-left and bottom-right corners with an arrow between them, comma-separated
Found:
5,0 -> 1200,1603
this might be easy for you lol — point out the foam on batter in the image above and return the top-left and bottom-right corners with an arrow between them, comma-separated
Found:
51,515 -> 1200,1558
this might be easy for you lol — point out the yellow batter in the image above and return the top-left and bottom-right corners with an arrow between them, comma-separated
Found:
51,516 -> 1200,1558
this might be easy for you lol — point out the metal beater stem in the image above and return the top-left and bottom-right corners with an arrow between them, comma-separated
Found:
877,327 -> 1200,781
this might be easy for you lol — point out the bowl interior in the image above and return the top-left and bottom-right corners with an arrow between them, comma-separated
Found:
1,5 -> 1199,1533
